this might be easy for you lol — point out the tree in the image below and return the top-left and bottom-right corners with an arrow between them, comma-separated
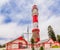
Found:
31,38 -> 35,50
2,44 -> 5,47
0,44 -> 5,48
40,46 -> 44,50
0,45 -> 2,48
48,25 -> 56,41
57,35 -> 60,43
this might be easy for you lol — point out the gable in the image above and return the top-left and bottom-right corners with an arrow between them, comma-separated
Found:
48,39 -> 54,44
10,36 -> 28,45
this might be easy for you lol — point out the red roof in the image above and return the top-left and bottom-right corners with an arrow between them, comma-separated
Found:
18,36 -> 28,45
32,5 -> 38,10
32,28 -> 40,32
18,36 -> 23,40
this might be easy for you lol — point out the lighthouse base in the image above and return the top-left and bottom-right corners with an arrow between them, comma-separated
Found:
32,28 -> 40,43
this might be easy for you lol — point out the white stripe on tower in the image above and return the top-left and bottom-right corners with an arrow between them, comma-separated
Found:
33,22 -> 38,28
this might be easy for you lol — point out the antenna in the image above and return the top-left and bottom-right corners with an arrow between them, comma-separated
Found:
27,25 -> 29,34
27,25 -> 29,42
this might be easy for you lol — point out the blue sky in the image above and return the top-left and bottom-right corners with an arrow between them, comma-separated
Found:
0,0 -> 33,25
0,0 -> 60,44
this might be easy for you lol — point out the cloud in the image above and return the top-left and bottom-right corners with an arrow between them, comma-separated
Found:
0,0 -> 10,7
0,22 -> 29,45
0,0 -> 34,44
0,15 -> 5,24
48,0 -> 60,15
39,16 -> 60,40
34,0 -> 60,40
0,0 -> 33,25
0,0 -> 60,44
0,22 -> 28,38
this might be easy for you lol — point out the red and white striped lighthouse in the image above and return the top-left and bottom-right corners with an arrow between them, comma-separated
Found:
32,5 -> 40,43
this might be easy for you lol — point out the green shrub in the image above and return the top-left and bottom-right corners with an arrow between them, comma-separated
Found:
40,46 -> 44,50
32,47 -> 35,50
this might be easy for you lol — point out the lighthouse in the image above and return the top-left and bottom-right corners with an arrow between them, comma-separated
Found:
32,5 -> 40,43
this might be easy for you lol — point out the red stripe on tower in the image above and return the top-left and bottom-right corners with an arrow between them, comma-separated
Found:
33,15 -> 38,23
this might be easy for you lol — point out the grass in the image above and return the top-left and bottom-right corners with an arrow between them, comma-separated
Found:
0,48 -> 6,50
52,45 -> 60,48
